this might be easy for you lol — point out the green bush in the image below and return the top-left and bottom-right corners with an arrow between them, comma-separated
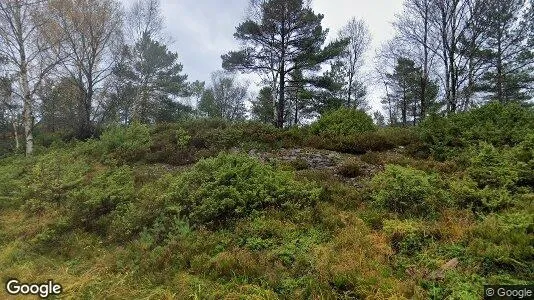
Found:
510,133 -> 534,187
310,108 -> 376,136
370,165 -> 449,218
307,126 -> 421,155
23,149 -> 90,208
467,143 -> 518,190
360,151 -> 382,165
0,156 -> 26,209
419,102 -> 534,160
165,153 -> 321,227
69,166 -> 135,234
146,121 -> 306,165
383,219 -> 438,255
97,123 -> 152,162
146,124 -> 196,165
468,211 -> 534,279
449,178 -> 514,213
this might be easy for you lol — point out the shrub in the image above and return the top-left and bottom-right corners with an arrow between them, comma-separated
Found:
449,178 -> 514,213
370,165 -> 449,218
419,102 -> 534,160
383,219 -> 438,255
337,159 -> 364,178
307,127 -> 421,155
69,166 -> 135,234
310,108 -> 376,136
510,133 -> 534,187
360,151 -> 382,165
97,123 -> 151,162
23,149 -> 90,208
146,124 -> 196,165
290,158 -> 309,171
165,153 -> 321,227
0,156 -> 26,209
467,143 -> 518,189
468,211 -> 534,279
313,218 -> 407,298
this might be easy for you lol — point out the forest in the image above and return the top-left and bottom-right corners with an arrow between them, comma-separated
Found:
0,0 -> 533,299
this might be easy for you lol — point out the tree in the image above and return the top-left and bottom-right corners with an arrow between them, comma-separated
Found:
112,32 -> 189,123
0,76 -> 20,151
386,58 -> 438,126
0,0 -> 62,155
373,111 -> 386,127
47,0 -> 123,138
251,86 -> 275,124
125,0 -> 165,43
393,0 -> 435,118
38,77 -> 81,137
478,0 -> 533,102
222,0 -> 346,128
188,80 -> 205,108
431,0 -> 475,113
197,71 -> 248,121
338,18 -> 371,107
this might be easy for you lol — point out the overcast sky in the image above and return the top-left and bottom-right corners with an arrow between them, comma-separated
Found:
121,0 -> 405,110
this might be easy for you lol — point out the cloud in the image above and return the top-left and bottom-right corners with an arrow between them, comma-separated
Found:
121,0 -> 405,110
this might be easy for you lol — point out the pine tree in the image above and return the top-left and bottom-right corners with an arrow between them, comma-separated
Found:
478,0 -> 533,102
386,58 -> 438,126
251,87 -> 275,124
222,0 -> 346,127
112,32 -> 189,123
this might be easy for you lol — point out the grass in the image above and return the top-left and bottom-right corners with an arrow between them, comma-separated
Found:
0,118 -> 532,299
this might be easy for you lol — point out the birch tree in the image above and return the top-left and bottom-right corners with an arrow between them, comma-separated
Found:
47,0 -> 123,138
338,18 -> 371,107
0,0 -> 62,155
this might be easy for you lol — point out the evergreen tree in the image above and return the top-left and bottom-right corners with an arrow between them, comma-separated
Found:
251,86 -> 275,124
386,58 -> 438,126
222,0 -> 346,128
112,32 -> 189,123
478,0 -> 533,102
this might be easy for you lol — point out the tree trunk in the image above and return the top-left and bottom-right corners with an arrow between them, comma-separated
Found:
277,68 -> 285,128
12,118 -> 19,151
421,1 -> 429,119
20,63 -> 34,156
78,88 -> 93,139
496,31 -> 504,102
402,85 -> 407,126
12,3 -> 33,156
276,13 -> 286,129
293,96 -> 298,125
384,82 -> 394,124
466,54 -> 474,110
347,72 -> 353,106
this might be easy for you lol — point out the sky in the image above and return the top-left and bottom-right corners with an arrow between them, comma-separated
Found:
121,0 -> 406,110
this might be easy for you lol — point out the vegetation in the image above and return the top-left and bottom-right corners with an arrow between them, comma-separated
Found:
0,0 -> 532,298
310,107 -> 376,136
1,103 -> 533,298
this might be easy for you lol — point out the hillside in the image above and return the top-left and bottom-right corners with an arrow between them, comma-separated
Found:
0,103 -> 533,299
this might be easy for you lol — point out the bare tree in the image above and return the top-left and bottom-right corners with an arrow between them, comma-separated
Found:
338,17 -> 371,106
47,0 -> 123,138
394,0 -> 437,117
125,0 -> 165,43
430,0 -> 473,113
0,0 -> 62,155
